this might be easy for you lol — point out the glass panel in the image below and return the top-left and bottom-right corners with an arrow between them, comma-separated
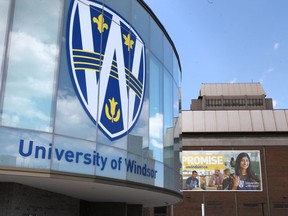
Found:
96,143 -> 126,180
97,132 -> 128,150
127,3 -> 149,155
173,53 -> 180,86
164,69 -> 174,168
164,166 -> 175,190
128,95 -> 149,156
0,127 -> 52,170
54,0 -> 97,142
125,152 -> 162,187
164,37 -> 173,73
150,19 -> 163,63
149,54 -> 163,162
1,0 -> 63,132
104,0 -> 131,23
54,79 -> 97,141
0,0 -> 10,80
131,0 -> 150,48
51,135 -> 96,176
127,134 -> 144,156
126,152 -> 145,184
173,83 -> 180,117
154,160 -> 164,187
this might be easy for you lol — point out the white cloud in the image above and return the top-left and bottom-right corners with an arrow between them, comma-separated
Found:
2,95 -> 52,131
8,31 -> 58,97
273,42 -> 279,51
149,112 -> 164,149
12,0 -> 63,43
1,31 -> 59,132
57,93 -> 83,125
259,67 -> 274,83
129,100 -> 149,147
55,90 -> 96,140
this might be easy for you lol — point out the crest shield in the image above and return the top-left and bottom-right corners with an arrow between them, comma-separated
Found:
67,0 -> 146,140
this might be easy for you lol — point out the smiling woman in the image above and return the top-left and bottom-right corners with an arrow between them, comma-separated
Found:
231,152 -> 261,190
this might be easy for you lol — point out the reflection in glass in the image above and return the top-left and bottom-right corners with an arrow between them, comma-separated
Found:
150,19 -> 163,62
131,0 -> 150,49
173,82 -> 180,118
0,127 -> 52,169
126,152 -> 146,184
96,143 -> 126,180
54,0 -> 97,142
130,1 -> 150,153
164,166 -> 176,190
0,0 -> 10,81
1,0 -> 63,132
154,160 -> 164,187
128,98 -> 149,154
104,0 -> 130,22
127,153 -> 161,187
52,135 -> 96,175
149,55 -> 163,162
164,70 -> 174,168
55,89 -> 97,141
173,54 -> 180,86
164,37 -> 173,73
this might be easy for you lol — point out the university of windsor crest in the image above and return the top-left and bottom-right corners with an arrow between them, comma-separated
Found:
67,0 -> 146,140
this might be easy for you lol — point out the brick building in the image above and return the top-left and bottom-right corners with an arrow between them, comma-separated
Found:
174,83 -> 288,216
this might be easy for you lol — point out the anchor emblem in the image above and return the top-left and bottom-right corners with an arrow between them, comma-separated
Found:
105,97 -> 121,123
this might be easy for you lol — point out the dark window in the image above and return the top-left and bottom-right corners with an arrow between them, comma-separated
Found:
274,203 -> 288,209
206,201 -> 223,208
243,203 -> 259,208
154,206 -> 167,216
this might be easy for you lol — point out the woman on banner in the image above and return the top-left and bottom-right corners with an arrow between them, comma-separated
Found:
231,152 -> 260,190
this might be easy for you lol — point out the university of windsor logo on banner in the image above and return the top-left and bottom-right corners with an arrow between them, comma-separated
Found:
67,0 -> 146,140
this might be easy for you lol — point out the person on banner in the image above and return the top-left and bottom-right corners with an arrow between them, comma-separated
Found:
231,152 -> 260,190
208,168 -> 224,189
200,174 -> 207,190
186,170 -> 199,190
222,168 -> 234,190
230,157 -> 235,168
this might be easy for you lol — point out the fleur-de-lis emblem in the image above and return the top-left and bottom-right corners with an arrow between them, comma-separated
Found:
92,14 -> 109,33
123,33 -> 134,51
105,97 -> 121,122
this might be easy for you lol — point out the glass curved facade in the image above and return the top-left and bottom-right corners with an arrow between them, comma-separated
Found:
0,0 -> 181,193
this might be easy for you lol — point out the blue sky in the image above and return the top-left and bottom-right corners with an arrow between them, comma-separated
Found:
145,0 -> 288,110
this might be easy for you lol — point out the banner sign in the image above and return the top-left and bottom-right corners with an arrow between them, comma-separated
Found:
183,153 -> 226,171
182,150 -> 262,191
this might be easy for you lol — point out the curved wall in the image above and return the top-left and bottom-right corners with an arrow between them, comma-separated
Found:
0,0 -> 182,205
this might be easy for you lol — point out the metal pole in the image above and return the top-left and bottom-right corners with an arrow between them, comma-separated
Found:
235,192 -> 238,216
201,203 -> 205,216
263,148 -> 271,215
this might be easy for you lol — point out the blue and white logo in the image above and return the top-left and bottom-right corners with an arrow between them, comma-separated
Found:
67,0 -> 146,140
